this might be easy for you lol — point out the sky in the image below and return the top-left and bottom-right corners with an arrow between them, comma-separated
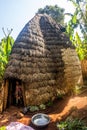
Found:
0,0 -> 75,40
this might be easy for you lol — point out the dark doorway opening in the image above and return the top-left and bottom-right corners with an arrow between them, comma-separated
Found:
7,79 -> 24,107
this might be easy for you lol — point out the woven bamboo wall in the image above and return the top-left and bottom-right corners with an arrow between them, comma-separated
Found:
62,48 -> 83,91
24,48 -> 83,106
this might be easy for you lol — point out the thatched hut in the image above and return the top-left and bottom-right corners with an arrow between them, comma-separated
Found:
0,14 -> 83,112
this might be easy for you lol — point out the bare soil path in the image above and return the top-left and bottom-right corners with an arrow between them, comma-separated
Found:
0,89 -> 87,130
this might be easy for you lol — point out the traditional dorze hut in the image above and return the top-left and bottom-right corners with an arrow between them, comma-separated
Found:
2,14 -> 83,111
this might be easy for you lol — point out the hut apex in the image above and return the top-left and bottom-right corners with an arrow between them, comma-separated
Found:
1,14 -> 83,112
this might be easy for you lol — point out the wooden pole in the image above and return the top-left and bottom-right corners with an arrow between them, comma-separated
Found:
22,82 -> 26,106
3,80 -> 9,110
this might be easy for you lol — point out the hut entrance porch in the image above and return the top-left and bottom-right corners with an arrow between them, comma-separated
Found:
6,79 -> 24,108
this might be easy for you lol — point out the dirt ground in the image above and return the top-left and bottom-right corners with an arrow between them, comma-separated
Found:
0,88 -> 87,130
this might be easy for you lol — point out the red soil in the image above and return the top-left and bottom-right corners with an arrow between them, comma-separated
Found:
0,89 -> 87,130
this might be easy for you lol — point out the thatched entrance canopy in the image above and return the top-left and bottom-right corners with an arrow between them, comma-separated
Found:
2,14 -> 82,109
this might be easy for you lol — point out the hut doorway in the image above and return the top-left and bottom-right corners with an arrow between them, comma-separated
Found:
7,79 -> 24,108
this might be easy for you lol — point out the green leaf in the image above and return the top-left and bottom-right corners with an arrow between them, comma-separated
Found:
0,34 -> 14,79
39,104 -> 46,110
30,106 -> 39,112
75,32 -> 82,45
72,14 -> 77,24
0,126 -> 6,130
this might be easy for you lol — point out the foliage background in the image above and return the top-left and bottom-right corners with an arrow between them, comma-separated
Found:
0,30 -> 14,81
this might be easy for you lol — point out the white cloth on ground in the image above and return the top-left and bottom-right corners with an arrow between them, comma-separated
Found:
6,122 -> 34,130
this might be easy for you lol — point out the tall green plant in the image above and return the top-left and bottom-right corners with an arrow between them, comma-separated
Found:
66,0 -> 87,60
73,32 -> 87,59
0,29 -> 14,80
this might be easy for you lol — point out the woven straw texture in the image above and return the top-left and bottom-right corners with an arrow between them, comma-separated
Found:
4,14 -> 83,105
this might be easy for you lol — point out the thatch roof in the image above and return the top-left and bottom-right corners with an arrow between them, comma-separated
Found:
4,14 -> 74,82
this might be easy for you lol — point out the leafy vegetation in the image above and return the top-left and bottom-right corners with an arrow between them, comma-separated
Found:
46,101 -> 53,107
0,29 -> 14,81
66,0 -> 87,60
29,104 -> 46,112
37,5 -> 65,25
39,104 -> 46,110
30,106 -> 39,112
0,126 -> 6,130
57,118 -> 87,130
28,102 -> 54,112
